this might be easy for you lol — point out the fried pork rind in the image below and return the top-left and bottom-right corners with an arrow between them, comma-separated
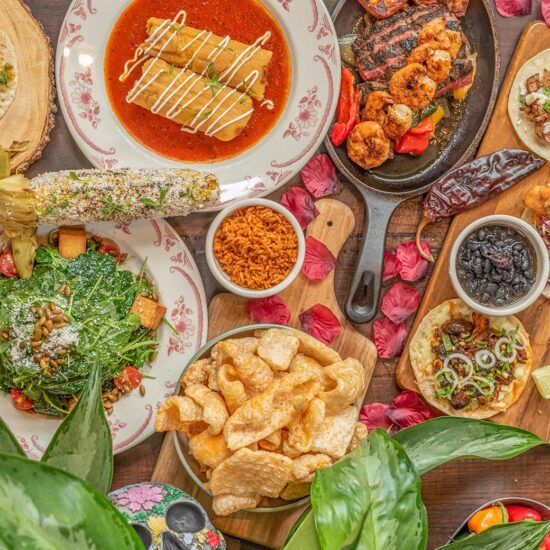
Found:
218,364 -> 249,414
289,353 -> 328,388
320,358 -> 365,413
311,406 -> 359,459
155,396 -> 203,432
287,398 -> 325,454
291,453 -> 333,483
348,422 -> 369,453
220,340 -> 273,392
180,358 -> 213,389
209,448 -> 293,498
212,493 -> 261,516
259,429 -> 282,451
189,430 -> 232,469
257,328 -> 300,371
280,482 -> 311,501
223,370 -> 322,451
185,384 -> 229,435
212,337 -> 259,366
287,329 -> 342,366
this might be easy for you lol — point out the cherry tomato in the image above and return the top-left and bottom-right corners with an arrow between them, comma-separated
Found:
97,242 -> 123,263
506,505 -> 542,523
357,0 -> 408,19
0,251 -> 18,278
114,366 -> 142,391
10,389 -> 34,411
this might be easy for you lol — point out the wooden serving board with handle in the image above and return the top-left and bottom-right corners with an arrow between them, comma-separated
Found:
397,21 -> 550,441
152,198 -> 378,547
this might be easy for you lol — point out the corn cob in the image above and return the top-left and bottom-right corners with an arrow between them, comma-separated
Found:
29,168 -> 220,224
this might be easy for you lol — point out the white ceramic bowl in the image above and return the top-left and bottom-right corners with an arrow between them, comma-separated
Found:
205,198 -> 305,298
449,215 -> 549,316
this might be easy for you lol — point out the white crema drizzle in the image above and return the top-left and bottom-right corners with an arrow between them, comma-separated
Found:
120,10 -> 272,138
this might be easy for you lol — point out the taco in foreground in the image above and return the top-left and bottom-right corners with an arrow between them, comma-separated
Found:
508,48 -> 550,161
410,299 -> 531,419
0,31 -> 17,121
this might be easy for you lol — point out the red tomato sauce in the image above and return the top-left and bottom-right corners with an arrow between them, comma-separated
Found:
104,0 -> 291,163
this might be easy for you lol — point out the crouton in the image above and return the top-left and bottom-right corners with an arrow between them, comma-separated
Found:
130,295 -> 166,330
58,226 -> 87,259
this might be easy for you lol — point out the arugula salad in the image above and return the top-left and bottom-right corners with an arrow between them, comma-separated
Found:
0,232 -> 165,416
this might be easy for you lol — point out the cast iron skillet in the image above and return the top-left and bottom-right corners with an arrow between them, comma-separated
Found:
325,0 -> 500,324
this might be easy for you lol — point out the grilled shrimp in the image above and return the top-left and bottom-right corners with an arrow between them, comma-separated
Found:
418,17 -> 462,60
389,64 -> 436,111
347,121 -> 391,170
363,92 -> 413,139
407,42 -> 452,84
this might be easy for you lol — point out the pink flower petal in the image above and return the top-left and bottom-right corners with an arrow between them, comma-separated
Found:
247,296 -> 291,326
280,187 -> 319,229
359,403 -> 394,432
301,236 -> 336,281
543,0 -> 550,25
396,241 -> 431,282
383,250 -> 401,282
373,317 -> 408,359
300,153 -> 338,198
387,390 -> 434,429
299,304 -> 342,344
380,282 -> 420,324
494,0 -> 531,17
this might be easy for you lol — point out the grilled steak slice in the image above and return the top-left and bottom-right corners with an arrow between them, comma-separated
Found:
353,5 -> 473,93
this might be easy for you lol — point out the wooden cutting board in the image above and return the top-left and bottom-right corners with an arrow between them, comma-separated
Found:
0,0 -> 55,173
152,198 -> 378,548
397,21 -> 550,441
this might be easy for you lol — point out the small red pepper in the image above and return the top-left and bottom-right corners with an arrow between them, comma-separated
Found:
506,505 -> 542,523
330,68 -> 360,147
539,533 -> 550,550
10,389 -> 34,411
394,116 -> 434,155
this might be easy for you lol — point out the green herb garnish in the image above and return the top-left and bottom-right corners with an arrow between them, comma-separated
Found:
442,333 -> 453,352
141,187 -> 168,214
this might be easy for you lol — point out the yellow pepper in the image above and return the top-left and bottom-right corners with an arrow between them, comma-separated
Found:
467,505 -> 507,534
431,105 -> 445,127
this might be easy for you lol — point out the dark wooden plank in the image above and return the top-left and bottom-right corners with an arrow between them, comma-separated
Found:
19,1 -> 548,548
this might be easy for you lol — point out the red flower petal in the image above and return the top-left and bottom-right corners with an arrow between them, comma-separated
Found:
396,240 -> 431,282
301,236 -> 336,281
494,0 -> 531,17
383,250 -> 401,282
246,296 -> 291,325
280,187 -> 319,230
543,0 -> 550,25
359,403 -> 394,432
387,390 -> 434,429
373,317 -> 408,359
380,282 -> 420,324
299,304 -> 342,344
300,153 -> 338,198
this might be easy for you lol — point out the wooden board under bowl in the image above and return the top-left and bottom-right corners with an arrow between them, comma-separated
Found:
396,21 -> 550,441
152,199 -> 378,548
0,0 -> 55,173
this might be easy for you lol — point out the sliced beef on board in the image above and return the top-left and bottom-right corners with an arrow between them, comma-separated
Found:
353,5 -> 473,93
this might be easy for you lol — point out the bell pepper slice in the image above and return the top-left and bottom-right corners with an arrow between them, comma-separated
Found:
467,505 -> 507,534
506,505 -> 542,523
330,68 -> 361,147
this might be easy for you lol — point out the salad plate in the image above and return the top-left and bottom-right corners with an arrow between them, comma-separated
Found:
56,0 -> 341,210
1,219 -> 207,457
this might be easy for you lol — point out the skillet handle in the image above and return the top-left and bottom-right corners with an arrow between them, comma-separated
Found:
345,192 -> 400,324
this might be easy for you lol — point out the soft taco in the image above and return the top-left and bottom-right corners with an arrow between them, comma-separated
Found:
0,31 -> 17,121
508,48 -> 550,161
409,299 -> 531,419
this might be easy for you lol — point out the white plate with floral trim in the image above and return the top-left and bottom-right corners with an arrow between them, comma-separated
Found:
1,220 -> 207,457
56,0 -> 340,210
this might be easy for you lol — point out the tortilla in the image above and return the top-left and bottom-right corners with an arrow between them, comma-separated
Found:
0,31 -> 17,121
508,48 -> 550,162
409,299 -> 532,419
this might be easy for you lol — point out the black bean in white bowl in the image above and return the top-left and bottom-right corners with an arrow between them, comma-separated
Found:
449,215 -> 549,316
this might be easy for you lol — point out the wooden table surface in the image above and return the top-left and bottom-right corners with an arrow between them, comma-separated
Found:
23,1 -> 549,548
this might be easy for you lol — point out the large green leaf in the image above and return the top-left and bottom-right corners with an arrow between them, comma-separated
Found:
282,508 -> 321,550
0,415 -> 25,457
437,521 -> 550,550
41,358 -> 113,494
394,418 -> 546,475
311,429 -> 427,550
0,453 -> 143,549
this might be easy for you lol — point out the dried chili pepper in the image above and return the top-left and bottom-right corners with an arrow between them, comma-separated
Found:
416,149 -> 546,261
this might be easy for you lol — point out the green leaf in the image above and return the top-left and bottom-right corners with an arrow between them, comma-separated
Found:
41,358 -> 113,494
0,415 -> 25,457
311,429 -> 427,550
282,508 -> 321,550
438,521 -> 550,550
0,453 -> 142,549
393,417 -> 546,475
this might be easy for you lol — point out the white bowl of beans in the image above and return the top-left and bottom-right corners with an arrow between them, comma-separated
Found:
205,198 -> 306,299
